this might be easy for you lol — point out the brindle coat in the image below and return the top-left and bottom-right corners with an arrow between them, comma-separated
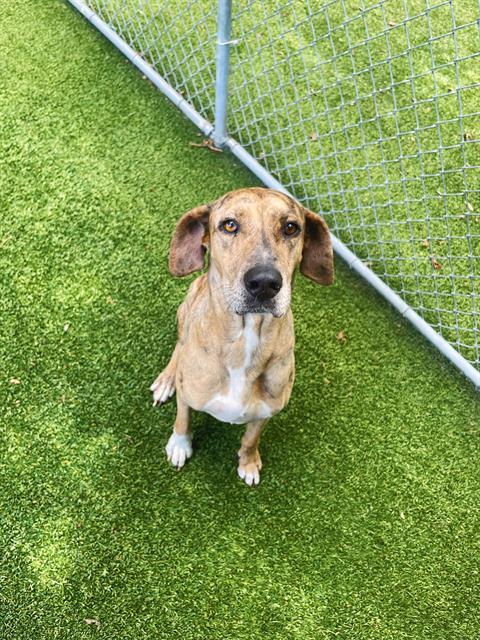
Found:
151,187 -> 333,485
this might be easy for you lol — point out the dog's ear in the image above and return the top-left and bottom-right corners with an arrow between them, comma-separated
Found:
169,204 -> 211,276
299,207 -> 334,285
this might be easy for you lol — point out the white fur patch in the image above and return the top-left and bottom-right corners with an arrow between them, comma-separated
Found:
243,314 -> 259,363
237,464 -> 261,486
165,431 -> 193,468
203,315 -> 272,424
204,393 -> 272,425
151,378 -> 175,406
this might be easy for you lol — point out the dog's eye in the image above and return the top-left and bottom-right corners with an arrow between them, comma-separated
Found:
221,219 -> 238,234
283,221 -> 300,237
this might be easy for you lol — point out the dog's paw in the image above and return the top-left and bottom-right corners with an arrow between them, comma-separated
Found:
237,454 -> 262,487
166,431 -> 192,469
150,371 -> 175,406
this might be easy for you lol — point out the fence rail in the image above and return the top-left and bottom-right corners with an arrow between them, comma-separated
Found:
67,0 -> 480,389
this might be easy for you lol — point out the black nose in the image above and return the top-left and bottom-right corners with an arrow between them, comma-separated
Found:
243,265 -> 283,300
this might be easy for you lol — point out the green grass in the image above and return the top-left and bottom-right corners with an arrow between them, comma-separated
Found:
1,2 -> 480,639
98,0 -> 480,366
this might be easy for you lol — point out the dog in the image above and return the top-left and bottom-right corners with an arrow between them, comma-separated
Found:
150,187 -> 334,485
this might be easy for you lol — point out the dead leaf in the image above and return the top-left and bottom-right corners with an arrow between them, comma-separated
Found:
466,201 -> 474,212
463,132 -> 474,141
84,619 -> 100,627
388,20 -> 397,27
421,239 -> 429,248
106,296 -> 115,305
431,257 -> 442,270
63,323 -> 70,332
124,434 -> 134,445
189,139 -> 222,153
10,378 -> 21,385
309,132 -> 318,141
336,330 -> 347,343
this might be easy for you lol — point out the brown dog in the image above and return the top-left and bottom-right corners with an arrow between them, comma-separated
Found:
150,187 -> 333,485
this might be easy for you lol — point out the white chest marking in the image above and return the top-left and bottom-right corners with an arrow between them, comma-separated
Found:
203,315 -> 272,424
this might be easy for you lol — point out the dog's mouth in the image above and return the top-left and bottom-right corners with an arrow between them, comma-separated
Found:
235,299 -> 283,318
237,306 -> 276,316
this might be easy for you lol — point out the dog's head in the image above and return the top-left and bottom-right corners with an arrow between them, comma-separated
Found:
169,187 -> 334,317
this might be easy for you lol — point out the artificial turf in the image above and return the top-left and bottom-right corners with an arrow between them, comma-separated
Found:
1,1 -> 479,639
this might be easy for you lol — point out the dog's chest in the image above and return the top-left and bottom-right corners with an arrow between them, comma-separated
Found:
202,315 -> 272,424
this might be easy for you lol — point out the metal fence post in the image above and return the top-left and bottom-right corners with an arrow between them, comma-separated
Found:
213,0 -> 233,148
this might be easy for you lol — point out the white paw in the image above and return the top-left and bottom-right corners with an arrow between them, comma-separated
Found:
150,373 -> 175,406
165,431 -> 193,469
237,462 -> 261,486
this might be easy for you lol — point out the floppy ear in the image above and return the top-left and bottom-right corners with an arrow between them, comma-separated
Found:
168,204 -> 211,276
299,208 -> 334,285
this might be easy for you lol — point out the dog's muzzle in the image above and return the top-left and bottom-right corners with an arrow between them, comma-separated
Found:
243,265 -> 283,301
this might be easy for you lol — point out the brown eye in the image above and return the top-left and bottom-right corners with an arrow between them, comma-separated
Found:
221,219 -> 238,234
284,221 -> 300,237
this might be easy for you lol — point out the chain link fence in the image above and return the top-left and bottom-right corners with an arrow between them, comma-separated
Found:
68,0 -> 480,386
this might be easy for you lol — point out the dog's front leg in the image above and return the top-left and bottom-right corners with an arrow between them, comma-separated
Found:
237,419 -> 268,486
165,396 -> 193,469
